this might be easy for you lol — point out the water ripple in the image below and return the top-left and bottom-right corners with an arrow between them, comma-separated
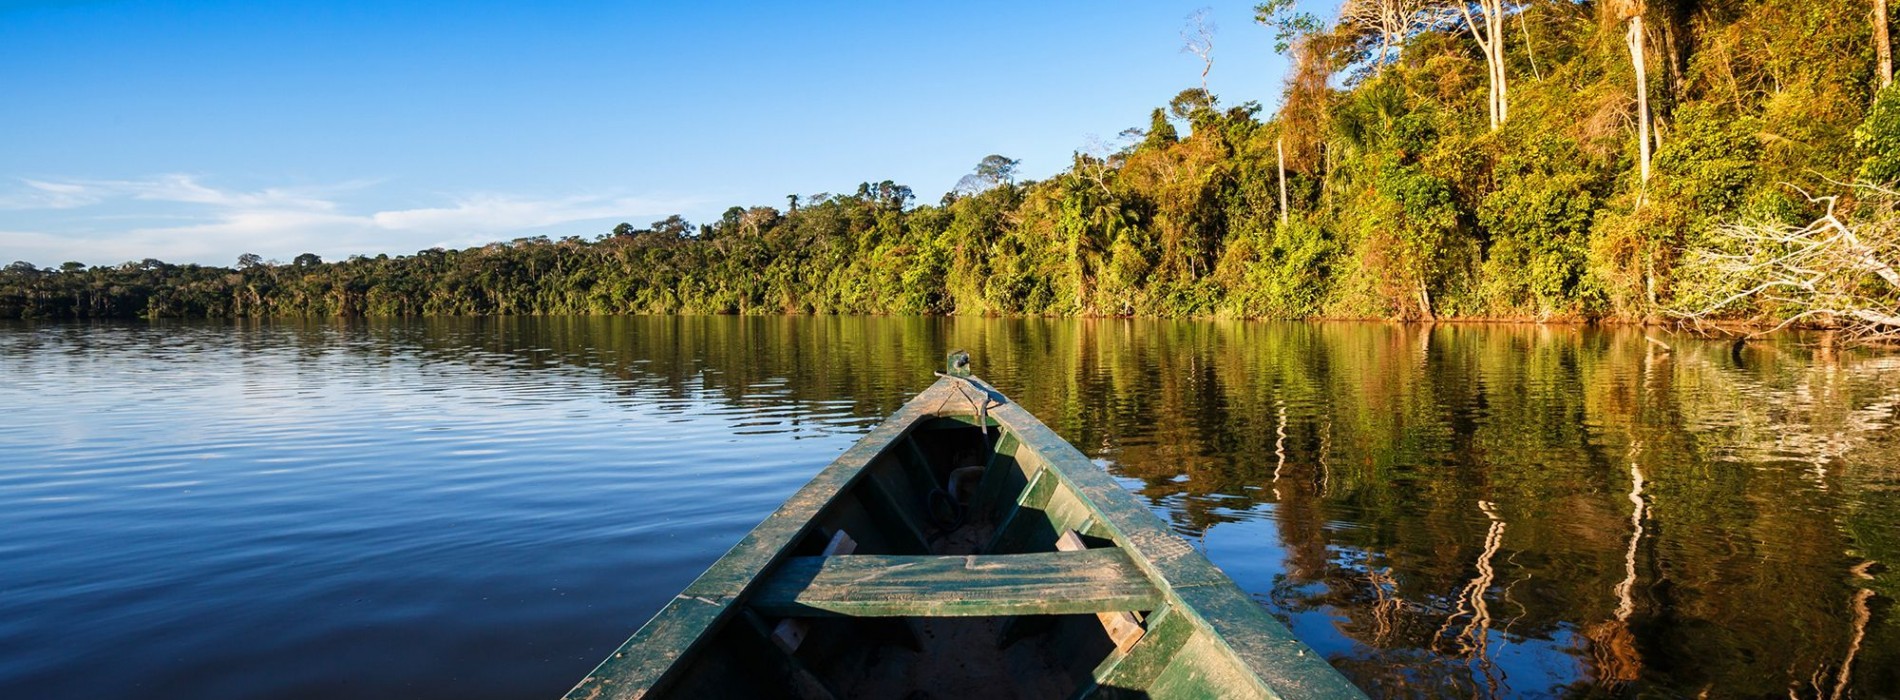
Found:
1,318 -> 1895,699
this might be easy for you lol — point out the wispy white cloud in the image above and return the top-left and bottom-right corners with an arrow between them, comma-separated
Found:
0,179 -> 104,210
371,193 -> 683,232
5,174 -> 375,212
0,175 -> 700,266
119,174 -> 353,211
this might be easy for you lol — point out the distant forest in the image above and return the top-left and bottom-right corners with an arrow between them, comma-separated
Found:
6,0 -> 1899,331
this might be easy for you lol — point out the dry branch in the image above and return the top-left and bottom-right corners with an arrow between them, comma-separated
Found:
1670,186 -> 1900,344
1338,0 -> 1434,67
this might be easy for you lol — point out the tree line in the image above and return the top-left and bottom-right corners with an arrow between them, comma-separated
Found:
4,0 -> 1896,331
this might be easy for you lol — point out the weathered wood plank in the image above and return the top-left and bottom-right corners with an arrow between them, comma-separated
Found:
1075,605 -> 1196,700
968,430 -> 1020,520
1056,531 -> 1146,650
978,376 -> 1368,700
983,467 -> 1057,554
1039,484 -> 1097,549
751,549 -> 1163,618
1144,633 -> 1258,699
771,531 -> 857,653
916,415 -> 990,431
565,591 -> 728,700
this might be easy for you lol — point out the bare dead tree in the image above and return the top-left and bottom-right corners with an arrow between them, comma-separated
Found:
738,206 -> 778,237
1607,0 -> 1654,185
1879,0 -> 1894,90
1182,8 -> 1217,92
1631,16 -> 1652,184
1074,136 -> 1119,197
1277,134 -> 1289,226
1671,185 -> 1900,345
1338,0 -> 1433,67
1436,0 -> 1512,130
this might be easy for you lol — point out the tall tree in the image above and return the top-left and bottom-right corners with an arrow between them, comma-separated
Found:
1611,0 -> 1653,184
1142,108 -> 1179,150
1338,0 -> 1431,67
1880,0 -> 1894,90
1444,0 -> 1511,130
1182,8 -> 1217,92
1255,0 -> 1322,225
977,154 -> 1020,185
1278,131 -> 1290,226
955,155 -> 1021,195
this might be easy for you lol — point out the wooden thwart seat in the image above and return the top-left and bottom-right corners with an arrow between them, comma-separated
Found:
752,548 -> 1162,618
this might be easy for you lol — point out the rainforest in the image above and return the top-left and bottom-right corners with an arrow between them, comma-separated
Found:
4,0 -> 1897,335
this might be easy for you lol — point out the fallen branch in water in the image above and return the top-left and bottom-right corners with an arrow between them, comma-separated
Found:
1669,184 -> 1900,345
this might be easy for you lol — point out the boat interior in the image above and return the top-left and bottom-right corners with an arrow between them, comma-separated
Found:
648,411 -> 1206,699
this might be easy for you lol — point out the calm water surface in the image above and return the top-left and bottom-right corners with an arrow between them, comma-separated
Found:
0,317 -> 1895,698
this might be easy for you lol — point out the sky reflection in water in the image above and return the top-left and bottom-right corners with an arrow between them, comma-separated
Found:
0,317 -> 1894,698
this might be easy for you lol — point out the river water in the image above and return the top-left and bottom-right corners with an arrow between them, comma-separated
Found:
0,317 -> 1894,698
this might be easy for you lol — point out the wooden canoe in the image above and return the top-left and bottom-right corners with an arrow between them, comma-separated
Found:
565,358 -> 1366,699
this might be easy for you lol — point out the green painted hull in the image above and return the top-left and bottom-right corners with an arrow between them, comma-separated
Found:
565,375 -> 1366,699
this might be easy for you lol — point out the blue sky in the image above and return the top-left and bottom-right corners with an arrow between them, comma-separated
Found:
1,1 -> 1306,266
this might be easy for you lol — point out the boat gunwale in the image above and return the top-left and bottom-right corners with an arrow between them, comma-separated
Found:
563,375 -> 1364,700
977,376 -> 1365,699
563,378 -> 972,700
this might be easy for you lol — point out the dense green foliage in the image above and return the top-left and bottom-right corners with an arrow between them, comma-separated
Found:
2,0 -> 1891,321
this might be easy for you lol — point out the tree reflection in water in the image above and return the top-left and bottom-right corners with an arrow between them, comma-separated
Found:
219,316 -> 1898,698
